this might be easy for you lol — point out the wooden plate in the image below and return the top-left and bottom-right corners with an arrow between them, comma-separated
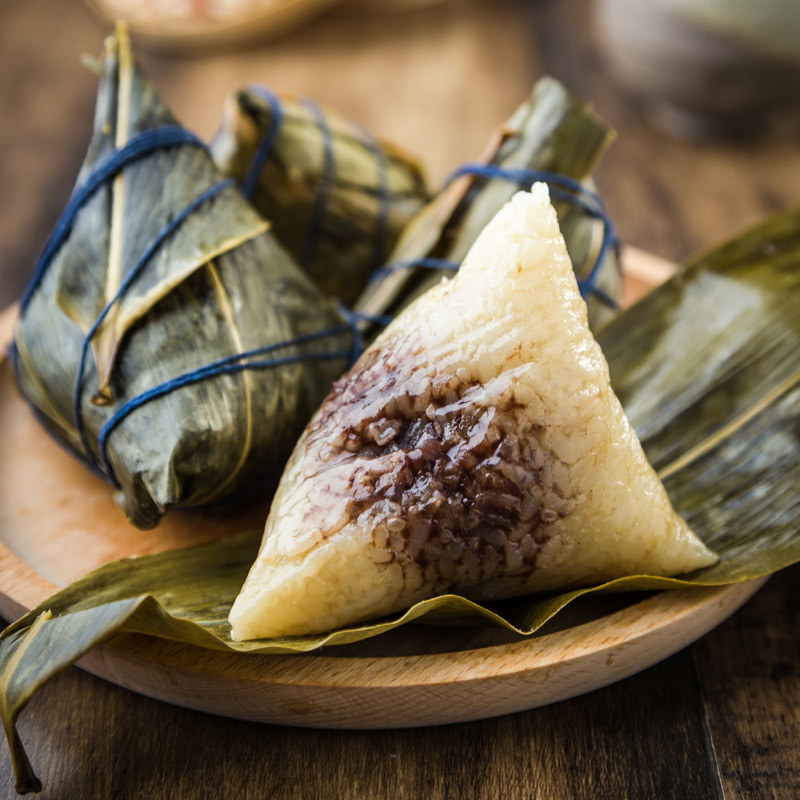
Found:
0,256 -> 767,728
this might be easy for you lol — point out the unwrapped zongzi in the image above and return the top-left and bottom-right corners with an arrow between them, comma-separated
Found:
229,185 -> 716,641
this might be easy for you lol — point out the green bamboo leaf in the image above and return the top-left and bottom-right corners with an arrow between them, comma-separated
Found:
4,204 -> 800,793
13,25 -> 351,530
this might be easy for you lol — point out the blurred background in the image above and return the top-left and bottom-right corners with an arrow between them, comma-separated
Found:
2,0 -> 800,307
2,5 -> 800,797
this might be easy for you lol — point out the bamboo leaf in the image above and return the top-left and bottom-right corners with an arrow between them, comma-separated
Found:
4,204 -> 800,792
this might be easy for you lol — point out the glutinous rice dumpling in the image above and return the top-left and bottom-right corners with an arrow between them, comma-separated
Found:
12,25 -> 351,529
211,87 -> 429,306
229,184 -> 717,641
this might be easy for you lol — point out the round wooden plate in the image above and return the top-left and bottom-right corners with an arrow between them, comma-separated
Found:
0,290 -> 766,729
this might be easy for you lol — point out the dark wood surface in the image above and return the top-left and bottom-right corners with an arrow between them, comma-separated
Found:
1,0 -> 799,798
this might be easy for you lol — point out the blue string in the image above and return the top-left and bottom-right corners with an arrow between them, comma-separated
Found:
336,305 -> 398,362
337,305 -> 363,365
73,178 -> 237,466
301,97 -> 335,271
445,163 -> 620,308
583,284 -> 618,309
240,85 -> 285,199
367,163 -> 620,312
549,184 -> 616,301
18,126 -> 207,315
355,123 -> 391,271
97,334 -> 353,482
369,256 -> 459,284
444,163 -> 598,204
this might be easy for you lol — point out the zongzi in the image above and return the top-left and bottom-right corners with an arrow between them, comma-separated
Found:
354,77 -> 622,339
12,24 -> 351,529
229,185 -> 717,641
210,87 -> 429,305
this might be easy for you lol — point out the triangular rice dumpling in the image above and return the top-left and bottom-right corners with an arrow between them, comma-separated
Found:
13,25 -> 350,529
229,185 -> 717,641
211,87 -> 429,306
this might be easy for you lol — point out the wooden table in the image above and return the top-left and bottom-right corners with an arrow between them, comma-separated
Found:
1,1 -> 799,797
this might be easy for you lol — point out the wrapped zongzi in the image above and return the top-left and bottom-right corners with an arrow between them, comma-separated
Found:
210,87 -> 429,305
12,25 -> 352,529
229,185 -> 716,641
354,77 -> 622,339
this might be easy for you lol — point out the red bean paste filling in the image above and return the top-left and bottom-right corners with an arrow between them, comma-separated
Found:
305,344 -> 573,593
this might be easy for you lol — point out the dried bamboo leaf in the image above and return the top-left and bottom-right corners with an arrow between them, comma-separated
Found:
12,25 -> 351,530
4,204 -> 800,793
210,88 -> 429,305
354,77 -> 621,336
